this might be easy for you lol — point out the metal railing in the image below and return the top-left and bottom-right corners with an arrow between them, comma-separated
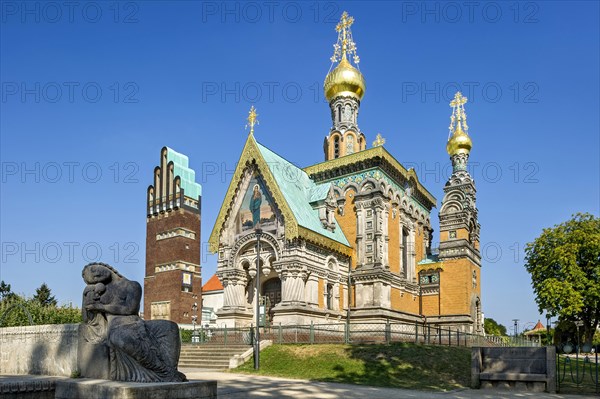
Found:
182,321 -> 538,348
557,344 -> 599,395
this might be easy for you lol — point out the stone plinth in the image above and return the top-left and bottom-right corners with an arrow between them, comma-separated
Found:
55,379 -> 217,399
0,375 -> 66,399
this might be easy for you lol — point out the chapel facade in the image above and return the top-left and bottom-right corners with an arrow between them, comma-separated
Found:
208,12 -> 483,333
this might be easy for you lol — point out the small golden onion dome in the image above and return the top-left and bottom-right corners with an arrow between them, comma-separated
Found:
446,124 -> 472,156
324,57 -> 366,102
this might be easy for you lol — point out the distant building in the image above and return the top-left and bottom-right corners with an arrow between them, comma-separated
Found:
201,274 -> 223,327
208,12 -> 483,333
144,147 -> 202,324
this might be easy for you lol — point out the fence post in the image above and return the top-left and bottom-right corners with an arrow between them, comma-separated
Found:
278,323 -> 282,344
464,332 -> 467,347
457,329 -> 460,347
415,322 -> 418,344
427,325 -> 431,344
448,328 -> 451,346
224,325 -> 228,346
310,321 -> 314,344
438,326 -> 442,345
385,320 -> 391,345
344,322 -> 349,344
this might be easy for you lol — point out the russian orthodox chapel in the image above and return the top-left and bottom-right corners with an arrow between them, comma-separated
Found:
208,12 -> 483,333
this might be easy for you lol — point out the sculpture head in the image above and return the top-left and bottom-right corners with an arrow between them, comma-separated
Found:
82,262 -> 122,285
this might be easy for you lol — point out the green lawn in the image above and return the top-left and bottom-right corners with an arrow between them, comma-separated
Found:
234,343 -> 471,391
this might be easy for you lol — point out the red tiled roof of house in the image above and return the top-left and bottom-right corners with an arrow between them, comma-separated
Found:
525,320 -> 547,335
202,274 -> 223,292
532,320 -> 545,331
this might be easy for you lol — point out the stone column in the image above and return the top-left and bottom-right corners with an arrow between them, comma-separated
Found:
220,271 -> 247,310
305,273 -> 319,307
281,266 -> 306,305
356,204 -> 365,266
408,221 -> 416,282
382,203 -> 390,268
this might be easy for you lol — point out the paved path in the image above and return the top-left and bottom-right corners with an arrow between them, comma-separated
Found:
183,369 -> 598,399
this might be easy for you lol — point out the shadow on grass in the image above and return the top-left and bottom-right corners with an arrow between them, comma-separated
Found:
314,343 -> 471,391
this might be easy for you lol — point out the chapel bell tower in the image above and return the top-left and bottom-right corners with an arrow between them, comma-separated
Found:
437,92 -> 483,333
323,11 -> 367,160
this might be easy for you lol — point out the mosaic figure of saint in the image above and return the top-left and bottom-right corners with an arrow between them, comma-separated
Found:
250,184 -> 262,227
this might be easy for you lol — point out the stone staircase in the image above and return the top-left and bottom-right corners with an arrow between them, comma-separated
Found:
178,344 -> 252,370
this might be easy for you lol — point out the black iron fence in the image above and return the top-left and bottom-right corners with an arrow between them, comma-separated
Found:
557,344 -> 599,396
182,321 -> 537,348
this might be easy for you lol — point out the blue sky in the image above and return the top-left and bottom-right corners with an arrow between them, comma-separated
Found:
1,1 -> 598,333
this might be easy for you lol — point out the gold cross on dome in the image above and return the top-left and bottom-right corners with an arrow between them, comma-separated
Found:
450,91 -> 467,108
336,11 -> 354,33
448,92 -> 469,136
373,133 -> 386,147
246,106 -> 259,134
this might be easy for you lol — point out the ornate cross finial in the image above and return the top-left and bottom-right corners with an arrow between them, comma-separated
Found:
448,92 -> 469,138
245,105 -> 259,135
330,11 -> 360,65
373,133 -> 386,147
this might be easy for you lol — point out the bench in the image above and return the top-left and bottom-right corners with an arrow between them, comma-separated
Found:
472,346 -> 556,393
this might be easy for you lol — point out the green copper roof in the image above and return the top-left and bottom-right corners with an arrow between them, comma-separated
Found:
255,142 -> 350,247
418,254 -> 440,265
166,147 -> 202,199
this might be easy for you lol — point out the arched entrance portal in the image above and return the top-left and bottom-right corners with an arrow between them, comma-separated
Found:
262,278 -> 281,324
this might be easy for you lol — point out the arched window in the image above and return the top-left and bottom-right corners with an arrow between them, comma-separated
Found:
333,136 -> 340,158
402,228 -> 409,278
326,284 -> 334,310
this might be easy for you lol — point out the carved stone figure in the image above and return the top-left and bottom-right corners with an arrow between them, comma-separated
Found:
78,262 -> 186,382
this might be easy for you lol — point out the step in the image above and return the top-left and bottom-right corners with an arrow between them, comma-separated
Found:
179,363 -> 229,369
179,351 -> 245,359
180,348 -> 251,352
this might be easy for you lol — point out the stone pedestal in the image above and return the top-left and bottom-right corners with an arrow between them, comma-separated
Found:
55,379 -> 217,399
215,308 -> 253,328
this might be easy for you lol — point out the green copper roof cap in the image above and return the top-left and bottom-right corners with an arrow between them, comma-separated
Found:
255,142 -> 350,247
166,147 -> 202,199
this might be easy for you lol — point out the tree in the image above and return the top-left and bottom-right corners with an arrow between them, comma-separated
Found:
525,213 -> 600,346
33,283 -> 57,307
484,318 -> 508,336
0,280 -> 15,301
0,296 -> 81,327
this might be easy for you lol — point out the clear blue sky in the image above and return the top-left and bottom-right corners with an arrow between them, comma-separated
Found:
1,1 -> 598,333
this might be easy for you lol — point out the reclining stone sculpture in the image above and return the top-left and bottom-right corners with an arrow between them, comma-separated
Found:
77,262 -> 187,382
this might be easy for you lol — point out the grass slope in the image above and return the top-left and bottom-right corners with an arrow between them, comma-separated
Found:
235,343 -> 471,391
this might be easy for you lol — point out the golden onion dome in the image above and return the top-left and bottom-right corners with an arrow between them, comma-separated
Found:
324,57 -> 366,102
446,123 -> 472,156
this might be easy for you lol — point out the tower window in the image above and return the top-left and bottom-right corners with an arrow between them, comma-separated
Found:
334,136 -> 340,158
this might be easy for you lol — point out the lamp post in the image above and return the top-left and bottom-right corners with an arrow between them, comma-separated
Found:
546,313 -> 551,346
191,302 -> 199,343
512,319 -> 519,338
254,227 -> 262,370
575,320 -> 584,355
